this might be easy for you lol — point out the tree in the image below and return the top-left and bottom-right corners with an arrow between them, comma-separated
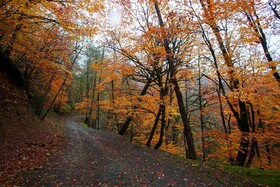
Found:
0,0 -> 101,117
197,0 -> 252,166
153,1 -> 197,159
240,0 -> 280,83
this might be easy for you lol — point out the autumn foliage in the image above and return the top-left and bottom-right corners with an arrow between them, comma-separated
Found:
1,0 -> 279,170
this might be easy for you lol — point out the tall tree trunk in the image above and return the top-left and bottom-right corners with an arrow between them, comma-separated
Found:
84,63 -> 91,124
245,103 -> 260,167
248,103 -> 256,132
146,107 -> 162,147
154,1 -> 197,159
41,74 -> 69,121
246,137 -> 260,167
154,104 -> 166,149
265,141 -> 271,165
169,52 -> 197,159
111,80 -> 119,132
198,64 -> 206,162
235,132 -> 250,166
165,89 -> 174,145
88,74 -> 97,128
36,75 -> 55,116
199,0 -> 250,165
235,100 -> 250,166
96,76 -> 101,130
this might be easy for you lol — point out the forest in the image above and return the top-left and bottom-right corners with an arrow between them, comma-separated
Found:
0,0 -> 279,171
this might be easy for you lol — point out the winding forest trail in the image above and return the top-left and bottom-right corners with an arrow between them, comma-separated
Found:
20,116 -> 253,186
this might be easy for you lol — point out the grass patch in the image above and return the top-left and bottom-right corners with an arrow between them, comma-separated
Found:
220,165 -> 280,186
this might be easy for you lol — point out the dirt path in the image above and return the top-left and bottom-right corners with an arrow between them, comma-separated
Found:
20,116 -> 254,186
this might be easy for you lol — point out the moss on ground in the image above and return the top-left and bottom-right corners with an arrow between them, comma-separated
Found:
220,165 -> 280,186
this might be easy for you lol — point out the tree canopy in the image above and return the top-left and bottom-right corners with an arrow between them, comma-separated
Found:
1,0 -> 279,169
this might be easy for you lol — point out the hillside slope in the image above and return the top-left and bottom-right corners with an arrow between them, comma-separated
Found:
0,66 -> 31,123
0,67 -> 65,185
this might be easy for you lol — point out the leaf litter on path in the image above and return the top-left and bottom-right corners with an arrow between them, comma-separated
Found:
17,116 -> 256,186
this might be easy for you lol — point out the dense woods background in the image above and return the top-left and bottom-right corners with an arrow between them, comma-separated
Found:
1,0 -> 279,170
